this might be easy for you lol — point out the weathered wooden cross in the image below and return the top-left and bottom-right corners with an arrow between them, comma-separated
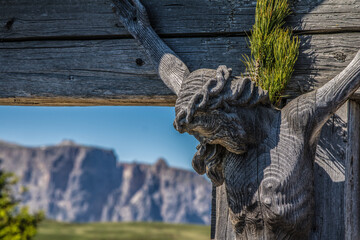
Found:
1,0 -> 360,239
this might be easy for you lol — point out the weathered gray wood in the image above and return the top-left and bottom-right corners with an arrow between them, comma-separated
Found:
345,100 -> 360,240
113,1 -> 360,238
289,33 -> 360,96
312,107 -> 348,240
0,0 -> 359,239
0,33 -> 359,106
111,0 -> 189,95
172,46 -> 359,239
350,89 -> 360,100
213,185 -> 236,240
1,0 -> 360,40
211,186 -> 216,239
213,108 -> 349,240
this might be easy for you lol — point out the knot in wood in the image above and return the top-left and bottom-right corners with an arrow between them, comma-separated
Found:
136,58 -> 144,66
4,18 -> 15,30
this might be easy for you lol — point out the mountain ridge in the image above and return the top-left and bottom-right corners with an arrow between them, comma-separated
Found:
0,140 -> 211,224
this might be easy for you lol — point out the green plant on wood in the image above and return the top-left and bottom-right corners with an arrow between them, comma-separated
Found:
0,170 -> 44,240
243,0 -> 300,105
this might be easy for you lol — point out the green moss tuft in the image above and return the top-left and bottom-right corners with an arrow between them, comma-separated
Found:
243,0 -> 300,106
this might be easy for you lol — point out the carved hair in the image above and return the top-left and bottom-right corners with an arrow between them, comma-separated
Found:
174,65 -> 270,186
174,65 -> 269,132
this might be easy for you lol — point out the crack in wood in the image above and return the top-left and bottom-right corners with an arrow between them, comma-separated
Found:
2,27 -> 360,43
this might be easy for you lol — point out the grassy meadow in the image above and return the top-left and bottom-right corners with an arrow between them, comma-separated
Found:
35,220 -> 210,240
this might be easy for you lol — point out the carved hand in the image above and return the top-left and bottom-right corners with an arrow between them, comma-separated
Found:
112,0 -> 189,94
112,0 -> 150,37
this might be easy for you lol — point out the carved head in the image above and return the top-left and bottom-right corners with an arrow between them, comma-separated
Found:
174,66 -> 270,186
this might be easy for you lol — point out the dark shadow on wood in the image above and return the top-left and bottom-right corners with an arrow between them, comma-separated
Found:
292,35 -> 318,96
211,0 -> 355,238
312,114 -> 347,240
286,0 -> 327,97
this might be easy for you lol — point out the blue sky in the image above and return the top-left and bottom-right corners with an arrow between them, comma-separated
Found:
0,106 -> 198,170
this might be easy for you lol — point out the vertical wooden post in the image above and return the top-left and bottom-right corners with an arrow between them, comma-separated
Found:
211,185 -> 217,239
345,100 -> 360,239
211,185 -> 236,240
212,106 -> 350,240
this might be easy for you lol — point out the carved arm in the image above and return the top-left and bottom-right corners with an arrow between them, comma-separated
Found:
314,50 -> 360,129
112,0 -> 190,95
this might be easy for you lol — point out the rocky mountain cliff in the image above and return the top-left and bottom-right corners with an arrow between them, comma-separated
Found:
0,140 -> 211,224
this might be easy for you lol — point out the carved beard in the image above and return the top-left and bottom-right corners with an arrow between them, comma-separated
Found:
190,110 -> 250,152
189,112 -> 248,186
205,123 -> 248,155
192,143 -> 226,187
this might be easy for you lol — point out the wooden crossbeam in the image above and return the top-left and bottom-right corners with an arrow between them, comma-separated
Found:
0,34 -> 359,106
1,0 -> 360,40
0,0 -> 359,106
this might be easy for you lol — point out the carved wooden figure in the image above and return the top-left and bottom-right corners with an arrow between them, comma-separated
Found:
112,0 -> 360,239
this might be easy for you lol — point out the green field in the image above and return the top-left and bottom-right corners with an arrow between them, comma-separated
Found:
35,220 -> 210,240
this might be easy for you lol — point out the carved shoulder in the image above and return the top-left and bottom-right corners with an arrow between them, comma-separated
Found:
281,91 -> 317,137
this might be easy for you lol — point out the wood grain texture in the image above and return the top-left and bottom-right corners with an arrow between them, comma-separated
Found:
345,100 -> 360,240
172,50 -> 360,237
289,33 -> 360,96
212,109 -> 348,240
171,39 -> 359,240
1,0 -> 359,40
350,89 -> 360,100
0,0 -> 359,239
213,185 -> 236,240
0,33 -> 359,106
312,109 -> 347,240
